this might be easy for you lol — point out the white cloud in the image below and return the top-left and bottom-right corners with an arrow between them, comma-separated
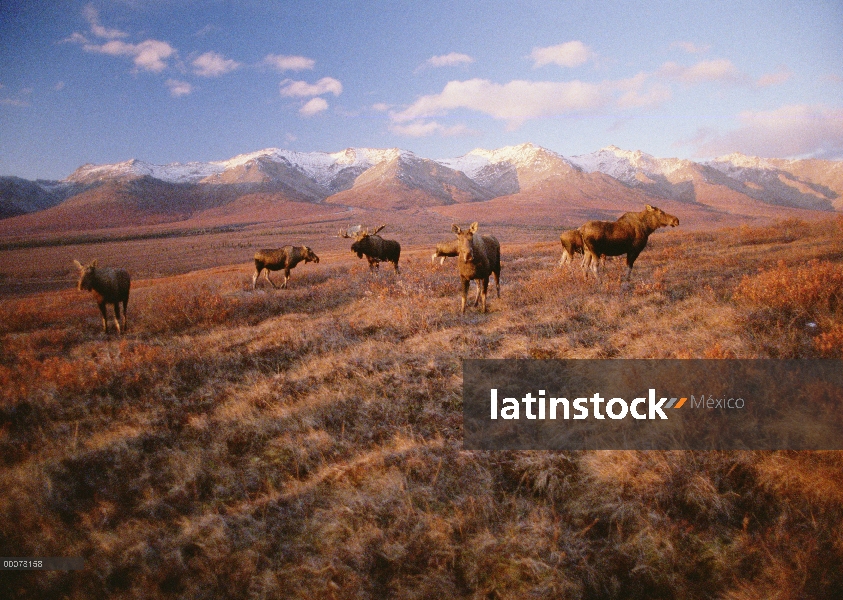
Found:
658,59 -> 742,84
389,120 -> 473,137
264,54 -> 315,72
84,39 -> 176,73
1,86 -> 32,107
192,51 -> 240,77
1,97 -> 29,107
671,41 -> 711,55
280,77 -> 343,97
615,73 -> 672,108
299,97 -> 329,116
390,54 -> 758,135
83,4 -> 128,40
166,79 -> 193,97
61,32 -> 89,45
372,103 -> 391,112
421,53 -> 474,69
530,41 -> 592,68
687,104 -> 843,159
194,24 -> 219,38
392,78 -> 606,129
755,66 -> 792,88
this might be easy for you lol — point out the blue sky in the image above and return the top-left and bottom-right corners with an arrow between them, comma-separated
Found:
1,0 -> 842,180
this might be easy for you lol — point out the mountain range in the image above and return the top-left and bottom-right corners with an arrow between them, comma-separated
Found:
2,143 -> 841,236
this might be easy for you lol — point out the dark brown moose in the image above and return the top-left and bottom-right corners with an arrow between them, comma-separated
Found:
431,239 -> 459,265
452,222 -> 501,313
340,225 -> 401,273
558,229 -> 584,267
253,246 -> 320,289
579,204 -> 679,280
74,259 -> 131,334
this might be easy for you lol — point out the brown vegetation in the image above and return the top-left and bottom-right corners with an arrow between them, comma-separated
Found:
1,217 -> 842,598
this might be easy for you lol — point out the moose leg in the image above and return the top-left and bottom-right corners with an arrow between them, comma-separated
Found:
460,279 -> 471,313
393,260 -> 399,274
581,251 -> 594,278
122,299 -> 128,332
625,252 -> 641,280
494,271 -> 500,298
97,302 -> 109,333
112,302 -> 122,335
480,277 -> 489,313
264,269 -> 279,289
282,267 -> 291,289
252,269 -> 260,289
470,281 -> 481,306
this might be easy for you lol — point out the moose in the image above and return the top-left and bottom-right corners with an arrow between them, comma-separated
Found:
340,225 -> 401,273
253,246 -> 320,289
74,259 -> 131,334
431,239 -> 459,265
579,204 -> 679,280
558,229 -> 585,267
452,222 -> 500,313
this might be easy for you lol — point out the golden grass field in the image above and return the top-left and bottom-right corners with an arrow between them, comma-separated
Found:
1,216 -> 843,598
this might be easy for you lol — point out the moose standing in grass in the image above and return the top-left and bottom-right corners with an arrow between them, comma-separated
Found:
340,224 -> 401,273
74,259 -> 131,334
452,222 -> 500,313
579,204 -> 679,280
252,246 -> 320,289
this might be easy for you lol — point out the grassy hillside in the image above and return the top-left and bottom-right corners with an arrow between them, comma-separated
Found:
1,216 -> 842,599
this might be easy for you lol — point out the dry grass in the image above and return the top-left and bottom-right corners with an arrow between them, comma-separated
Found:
1,217 -> 842,599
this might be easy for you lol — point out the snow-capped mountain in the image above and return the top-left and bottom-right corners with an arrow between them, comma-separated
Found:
706,153 -> 840,211
66,148 -> 409,190
439,143 -> 580,195
570,146 -> 694,185
1,144 -> 841,234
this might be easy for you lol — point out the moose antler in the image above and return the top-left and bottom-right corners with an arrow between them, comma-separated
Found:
371,224 -> 386,236
338,224 -> 364,239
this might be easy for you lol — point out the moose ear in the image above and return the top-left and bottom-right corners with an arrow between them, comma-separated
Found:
451,224 -> 461,234
645,204 -> 653,211
90,259 -> 98,268
73,260 -> 84,271
469,222 -> 479,233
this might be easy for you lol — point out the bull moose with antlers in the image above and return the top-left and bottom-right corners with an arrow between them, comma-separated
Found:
340,224 -> 401,273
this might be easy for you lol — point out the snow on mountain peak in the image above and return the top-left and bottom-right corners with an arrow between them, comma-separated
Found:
438,142 -> 571,178
709,153 -> 774,171
570,146 -> 691,184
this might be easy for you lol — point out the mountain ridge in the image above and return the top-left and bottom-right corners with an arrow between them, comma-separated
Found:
1,144 -> 840,236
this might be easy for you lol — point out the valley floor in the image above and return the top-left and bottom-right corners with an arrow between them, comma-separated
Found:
1,217 -> 842,598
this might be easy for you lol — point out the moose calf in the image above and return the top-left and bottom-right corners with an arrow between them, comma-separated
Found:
74,259 -> 131,334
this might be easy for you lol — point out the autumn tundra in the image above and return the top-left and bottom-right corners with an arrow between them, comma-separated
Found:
252,246 -> 320,289
579,204 -> 679,280
73,259 -> 131,334
452,222 -> 501,313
